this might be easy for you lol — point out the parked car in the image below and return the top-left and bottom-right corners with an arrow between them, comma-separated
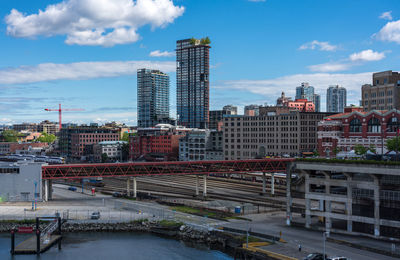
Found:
303,253 -> 327,260
91,211 -> 100,220
327,257 -> 348,260
112,192 -> 123,197
68,186 -> 77,191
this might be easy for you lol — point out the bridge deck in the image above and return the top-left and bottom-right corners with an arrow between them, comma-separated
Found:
14,235 -> 61,254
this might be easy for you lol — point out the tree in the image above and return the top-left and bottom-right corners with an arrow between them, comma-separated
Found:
121,143 -> 130,161
313,150 -> 319,157
101,153 -> 108,163
1,130 -> 19,142
354,144 -> 368,156
368,144 -> 376,154
37,132 -> 57,143
332,147 -> 341,156
200,37 -> 211,45
386,137 -> 400,152
121,132 -> 129,142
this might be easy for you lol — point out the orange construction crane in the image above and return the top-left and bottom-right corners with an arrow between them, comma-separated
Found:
44,104 -> 84,130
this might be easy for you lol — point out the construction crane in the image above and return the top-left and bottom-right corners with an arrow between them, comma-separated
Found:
44,104 -> 84,130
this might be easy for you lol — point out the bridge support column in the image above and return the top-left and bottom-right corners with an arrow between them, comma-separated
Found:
262,173 -> 266,194
126,178 -> 131,196
195,175 -> 199,196
133,177 -> 137,198
373,175 -> 380,237
286,164 -> 293,226
305,173 -> 311,229
203,175 -> 207,197
44,180 -> 49,202
48,180 -> 53,200
271,173 -> 275,196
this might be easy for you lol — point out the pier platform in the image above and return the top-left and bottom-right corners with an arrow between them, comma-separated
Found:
14,235 -> 61,254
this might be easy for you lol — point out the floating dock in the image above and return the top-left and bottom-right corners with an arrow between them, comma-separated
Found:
14,235 -> 62,254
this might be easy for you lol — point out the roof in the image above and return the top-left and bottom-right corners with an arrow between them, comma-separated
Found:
98,141 -> 127,145
325,109 -> 399,120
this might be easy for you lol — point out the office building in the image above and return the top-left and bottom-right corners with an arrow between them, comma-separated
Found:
179,129 -> 223,161
223,109 -> 333,159
326,85 -> 347,113
137,69 -> 170,128
362,70 -> 400,111
244,104 -> 260,116
176,38 -> 211,129
209,105 -> 238,130
296,82 -> 320,112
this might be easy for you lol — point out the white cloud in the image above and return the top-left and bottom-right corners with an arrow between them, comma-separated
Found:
0,60 -> 175,85
214,72 -> 372,111
5,0 -> 185,47
299,40 -> 337,51
349,49 -> 385,61
379,11 -> 393,21
149,50 -> 175,57
308,62 -> 352,72
375,19 -> 400,44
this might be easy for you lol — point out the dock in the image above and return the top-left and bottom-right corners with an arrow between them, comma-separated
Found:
14,234 -> 62,254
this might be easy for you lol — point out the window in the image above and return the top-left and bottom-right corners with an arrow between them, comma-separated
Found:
367,118 -> 381,133
387,117 -> 399,132
349,118 -> 362,133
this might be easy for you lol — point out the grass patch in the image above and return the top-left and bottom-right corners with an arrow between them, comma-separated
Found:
158,220 -> 183,228
130,218 -> 148,224
170,205 -> 220,219
225,216 -> 252,221
237,235 -> 261,243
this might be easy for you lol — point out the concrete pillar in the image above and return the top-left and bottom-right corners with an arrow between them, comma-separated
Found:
44,180 -> 49,202
373,175 -> 380,237
126,178 -> 131,197
48,180 -> 53,200
324,173 -> 331,232
203,175 -> 207,197
286,165 -> 293,226
133,177 -> 137,198
262,173 -> 266,194
195,175 -> 199,196
345,173 -> 353,232
271,173 -> 275,196
305,173 -> 311,228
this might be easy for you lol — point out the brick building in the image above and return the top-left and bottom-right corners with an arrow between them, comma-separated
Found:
129,124 -> 191,161
0,142 -> 48,155
317,107 -> 400,157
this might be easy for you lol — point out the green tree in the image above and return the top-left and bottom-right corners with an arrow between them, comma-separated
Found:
1,130 -> 19,142
368,144 -> 376,154
121,132 -> 129,142
354,144 -> 368,156
121,142 -> 130,161
313,150 -> 319,157
386,137 -> 400,152
37,132 -> 57,143
332,147 -> 341,156
101,153 -> 108,163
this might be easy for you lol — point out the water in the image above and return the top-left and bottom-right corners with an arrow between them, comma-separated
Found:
0,232 -> 232,260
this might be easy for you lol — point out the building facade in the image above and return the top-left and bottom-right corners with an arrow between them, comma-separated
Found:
179,130 -> 223,161
362,71 -> 400,111
176,38 -> 210,129
0,142 -> 48,155
209,105 -> 238,130
244,104 -> 260,116
137,69 -> 170,128
317,108 -> 400,157
129,124 -> 190,161
223,111 -> 332,160
93,141 -> 127,162
296,82 -> 320,112
327,85 -> 347,113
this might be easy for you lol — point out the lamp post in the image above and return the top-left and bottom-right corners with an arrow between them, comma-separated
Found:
323,231 -> 329,260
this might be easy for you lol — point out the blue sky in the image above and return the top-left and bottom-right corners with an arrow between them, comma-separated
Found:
0,0 -> 399,125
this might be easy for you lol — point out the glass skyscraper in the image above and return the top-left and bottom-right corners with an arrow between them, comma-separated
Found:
176,38 -> 210,129
295,82 -> 320,112
327,85 -> 347,113
137,69 -> 170,128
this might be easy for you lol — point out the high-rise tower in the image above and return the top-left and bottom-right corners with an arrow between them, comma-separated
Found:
296,82 -> 320,112
327,85 -> 347,113
137,69 -> 170,128
176,37 -> 211,129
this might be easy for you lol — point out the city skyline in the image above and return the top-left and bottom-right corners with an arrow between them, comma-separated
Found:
0,0 -> 399,124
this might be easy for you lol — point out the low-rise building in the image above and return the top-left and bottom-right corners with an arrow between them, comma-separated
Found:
0,161 -> 43,202
179,130 -> 223,161
317,107 -> 400,157
93,141 -> 127,162
0,142 -> 49,155
129,124 -> 190,161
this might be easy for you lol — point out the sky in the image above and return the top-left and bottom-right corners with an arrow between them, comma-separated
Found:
0,0 -> 399,125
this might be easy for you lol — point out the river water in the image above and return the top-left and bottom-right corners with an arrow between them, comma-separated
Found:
0,232 -> 232,260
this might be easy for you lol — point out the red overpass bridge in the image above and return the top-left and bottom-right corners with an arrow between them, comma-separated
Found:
41,158 -> 294,200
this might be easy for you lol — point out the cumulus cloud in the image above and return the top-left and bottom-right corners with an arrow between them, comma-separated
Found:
149,50 -> 175,57
379,11 -> 393,20
5,0 -> 185,47
299,40 -> 337,51
214,72 -> 372,111
375,19 -> 400,44
349,49 -> 385,61
308,62 -> 352,72
0,60 -> 175,85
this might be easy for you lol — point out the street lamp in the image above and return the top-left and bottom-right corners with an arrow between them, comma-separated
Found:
323,231 -> 330,260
